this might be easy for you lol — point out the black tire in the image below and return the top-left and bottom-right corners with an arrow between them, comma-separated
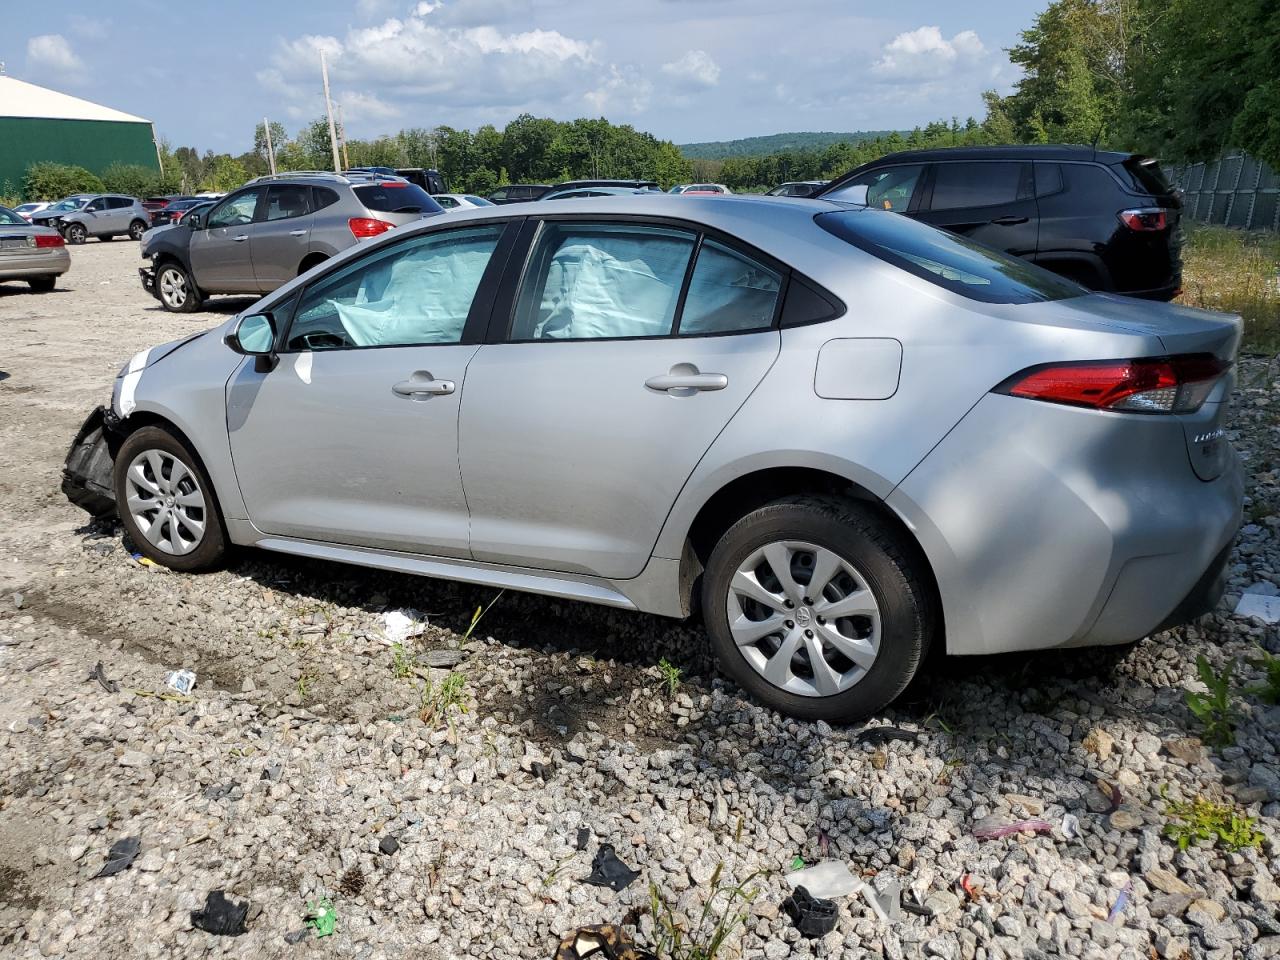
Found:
113,426 -> 226,573
64,223 -> 87,245
128,220 -> 147,241
27,275 -> 56,293
701,495 -> 935,721
155,261 -> 202,313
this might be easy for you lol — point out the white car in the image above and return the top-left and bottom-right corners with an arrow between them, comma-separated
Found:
13,201 -> 50,221
433,193 -> 496,211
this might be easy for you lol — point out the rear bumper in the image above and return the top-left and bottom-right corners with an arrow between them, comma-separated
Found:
0,249 -> 70,279
887,392 -> 1243,655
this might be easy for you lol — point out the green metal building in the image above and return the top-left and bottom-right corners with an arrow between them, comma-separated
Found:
0,75 -> 158,192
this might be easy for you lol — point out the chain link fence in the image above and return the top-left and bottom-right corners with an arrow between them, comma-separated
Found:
1167,152 -> 1280,231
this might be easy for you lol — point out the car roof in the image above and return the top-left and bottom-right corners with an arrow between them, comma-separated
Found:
855,144 -> 1134,165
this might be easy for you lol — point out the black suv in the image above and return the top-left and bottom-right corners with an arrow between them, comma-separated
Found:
818,145 -> 1183,300
487,184 -> 553,204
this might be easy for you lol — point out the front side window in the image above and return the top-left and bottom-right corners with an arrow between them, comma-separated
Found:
928,162 -> 1028,210
0,206 -> 24,225
208,189 -> 261,229
826,165 -> 924,211
85,199 -> 106,212
679,240 -> 782,335
817,208 -> 1085,305
435,196 -> 458,208
510,223 -> 696,340
285,224 -> 505,350
265,184 -> 312,221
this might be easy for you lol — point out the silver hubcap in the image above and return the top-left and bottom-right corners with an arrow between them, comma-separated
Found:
159,268 -> 187,307
125,450 -> 206,555
727,540 -> 881,698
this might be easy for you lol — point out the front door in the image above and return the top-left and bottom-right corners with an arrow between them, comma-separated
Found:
190,187 -> 263,292
251,183 -> 314,291
227,221 -> 511,556
460,220 -> 784,580
914,160 -> 1039,257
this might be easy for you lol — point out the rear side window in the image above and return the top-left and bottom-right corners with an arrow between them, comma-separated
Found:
312,187 -> 339,211
928,162 -> 1028,210
679,240 -> 781,335
1119,157 -> 1173,196
1034,163 -> 1064,197
511,222 -> 696,340
109,197 -> 133,209
352,182 -> 443,215
817,209 -> 1085,304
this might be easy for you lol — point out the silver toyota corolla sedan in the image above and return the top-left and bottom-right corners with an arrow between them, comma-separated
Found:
62,195 -> 1243,720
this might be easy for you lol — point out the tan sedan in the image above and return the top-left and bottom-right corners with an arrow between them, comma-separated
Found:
0,204 -> 71,292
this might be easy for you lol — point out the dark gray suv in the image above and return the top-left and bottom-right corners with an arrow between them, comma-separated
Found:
139,172 -> 445,312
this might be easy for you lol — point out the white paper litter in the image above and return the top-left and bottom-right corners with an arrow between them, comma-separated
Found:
1235,593 -> 1280,624
380,609 -> 426,645
783,860 -> 861,899
1062,813 -> 1080,840
164,669 -> 196,694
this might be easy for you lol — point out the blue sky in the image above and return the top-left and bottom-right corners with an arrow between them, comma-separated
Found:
7,0 -> 1037,153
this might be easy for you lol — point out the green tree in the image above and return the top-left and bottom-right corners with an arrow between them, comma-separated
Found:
201,155 -> 249,192
23,163 -> 104,200
254,120 -> 289,169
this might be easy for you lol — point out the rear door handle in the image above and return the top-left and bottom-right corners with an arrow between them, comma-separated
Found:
232,234 -> 249,242
289,230 -> 306,237
990,215 -> 1028,226
645,364 -> 728,396
393,372 -> 455,399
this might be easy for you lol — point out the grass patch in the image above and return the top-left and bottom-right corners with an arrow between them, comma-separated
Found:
390,642 -> 414,680
648,865 -> 761,960
1178,225 -> 1280,355
418,670 -> 468,728
1162,790 -> 1264,852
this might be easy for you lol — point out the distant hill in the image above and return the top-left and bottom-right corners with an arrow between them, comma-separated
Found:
678,130 -> 899,160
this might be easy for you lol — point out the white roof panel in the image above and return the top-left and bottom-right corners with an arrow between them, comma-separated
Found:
0,76 -> 150,124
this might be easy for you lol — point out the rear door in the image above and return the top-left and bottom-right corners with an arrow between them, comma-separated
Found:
189,187 -> 263,292
251,183 -> 314,291
459,218 -> 784,579
914,160 -> 1038,257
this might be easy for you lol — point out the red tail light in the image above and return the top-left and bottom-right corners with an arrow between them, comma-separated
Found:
348,217 -> 394,239
998,354 -> 1228,414
1118,208 -> 1168,231
34,233 -> 65,248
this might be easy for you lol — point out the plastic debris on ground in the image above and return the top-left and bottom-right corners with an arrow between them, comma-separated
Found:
1235,593 -> 1280,624
164,669 -> 197,695
554,923 -> 657,960
379,835 -> 400,855
305,898 -> 336,938
380,609 -> 427,645
1062,812 -> 1081,840
855,725 -> 919,745
94,836 -> 141,878
817,828 -> 830,858
583,844 -> 639,892
960,875 -> 984,902
190,890 -> 249,936
870,877 -> 903,923
283,929 -> 310,944
782,885 -> 838,938
1108,880 -> 1133,923
783,860 -> 860,899
575,827 -> 591,851
89,660 -> 119,693
970,816 -> 1053,840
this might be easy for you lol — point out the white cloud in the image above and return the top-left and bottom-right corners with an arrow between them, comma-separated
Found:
585,65 -> 653,114
26,34 -> 85,79
873,26 -> 986,83
340,90 -> 401,121
661,49 -> 720,89
68,15 -> 109,40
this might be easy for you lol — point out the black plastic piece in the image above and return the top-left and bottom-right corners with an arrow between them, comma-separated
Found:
94,836 -> 141,878
191,890 -> 249,936
62,406 -> 119,518
584,844 -> 639,892
783,885 -> 838,938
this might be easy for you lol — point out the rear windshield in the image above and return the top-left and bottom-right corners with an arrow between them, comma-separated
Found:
816,209 -> 1086,304
353,183 -> 443,215
1119,157 -> 1174,196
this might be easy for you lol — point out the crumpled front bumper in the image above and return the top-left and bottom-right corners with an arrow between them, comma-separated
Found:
62,405 -> 122,517
139,265 -> 158,298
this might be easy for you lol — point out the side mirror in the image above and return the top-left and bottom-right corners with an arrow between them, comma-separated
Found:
187,213 -> 204,230
224,312 -> 278,372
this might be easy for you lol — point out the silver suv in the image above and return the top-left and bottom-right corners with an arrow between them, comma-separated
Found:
66,195 -> 1242,720
31,194 -> 150,243
138,172 -> 445,312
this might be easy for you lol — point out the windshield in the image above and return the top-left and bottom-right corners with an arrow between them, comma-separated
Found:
0,206 -> 26,225
48,196 -> 90,212
353,182 -> 443,215
816,209 -> 1086,305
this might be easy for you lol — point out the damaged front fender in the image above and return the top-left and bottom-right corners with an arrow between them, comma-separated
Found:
62,405 -> 123,518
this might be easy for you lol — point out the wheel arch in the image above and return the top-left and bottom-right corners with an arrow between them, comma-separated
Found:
298,252 -> 329,276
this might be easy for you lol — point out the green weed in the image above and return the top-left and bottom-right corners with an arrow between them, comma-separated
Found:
1162,789 -> 1264,852
419,671 -> 468,728
462,590 -> 505,640
1246,648 -> 1280,705
648,865 -> 761,960
390,642 -> 414,680
656,657 -> 682,696
1184,654 -> 1239,747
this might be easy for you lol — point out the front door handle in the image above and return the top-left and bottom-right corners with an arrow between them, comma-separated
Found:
289,230 -> 306,237
393,372 -> 455,399
645,363 -> 728,396
989,215 -> 1028,226
232,234 -> 249,242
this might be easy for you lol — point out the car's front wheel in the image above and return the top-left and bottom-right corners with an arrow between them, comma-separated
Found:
64,223 -> 87,244
113,426 -> 226,572
156,262 -> 201,313
702,495 -> 935,721
128,220 -> 147,241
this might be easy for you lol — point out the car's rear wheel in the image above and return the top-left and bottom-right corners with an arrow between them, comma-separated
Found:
128,220 -> 147,241
27,275 -> 56,293
113,426 -> 226,572
156,262 -> 201,313
64,223 -> 87,245
702,495 -> 934,721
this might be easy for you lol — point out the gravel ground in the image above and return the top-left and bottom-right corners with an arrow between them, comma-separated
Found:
1,242 -> 1279,960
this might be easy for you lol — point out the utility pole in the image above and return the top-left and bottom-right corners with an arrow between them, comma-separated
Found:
263,117 -> 277,175
320,50 -> 341,173
336,103 -> 350,169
